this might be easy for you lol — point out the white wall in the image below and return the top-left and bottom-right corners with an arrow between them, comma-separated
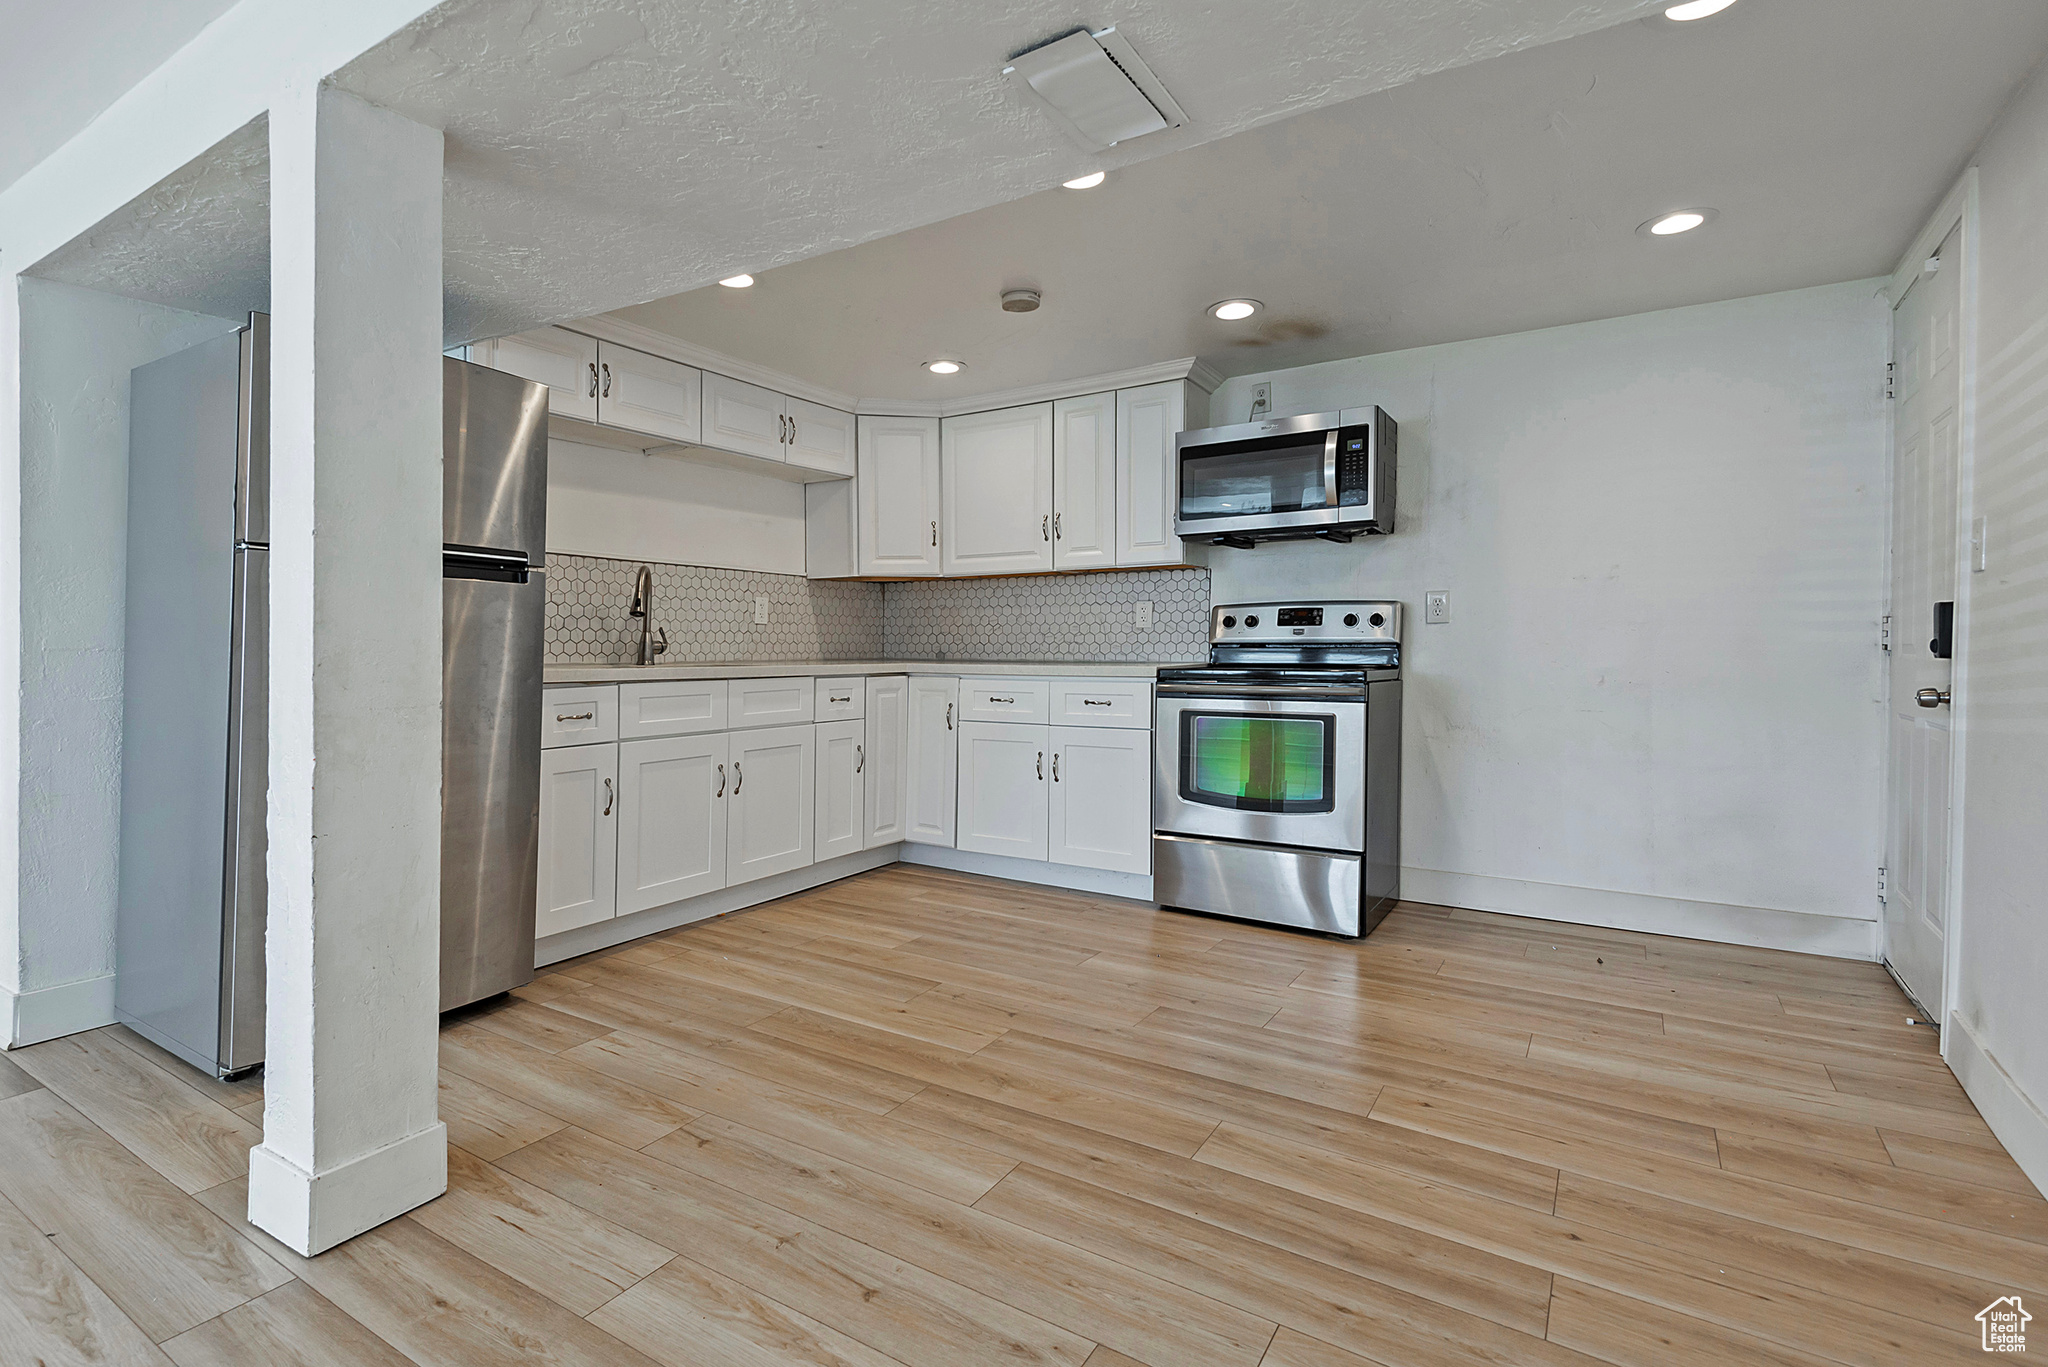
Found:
7,278 -> 237,1045
1945,59 -> 2048,1196
1209,280 -> 1892,956
546,439 -> 806,575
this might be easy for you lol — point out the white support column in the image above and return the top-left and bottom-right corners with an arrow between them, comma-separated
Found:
0,279 -> 21,1033
247,84 -> 447,1256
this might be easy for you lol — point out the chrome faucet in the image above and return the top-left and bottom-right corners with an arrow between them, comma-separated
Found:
628,565 -> 668,665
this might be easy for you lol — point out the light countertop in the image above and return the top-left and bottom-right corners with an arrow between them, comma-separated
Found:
543,659 -> 1191,685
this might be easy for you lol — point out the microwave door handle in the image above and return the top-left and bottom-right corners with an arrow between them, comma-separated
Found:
1324,429 -> 1340,508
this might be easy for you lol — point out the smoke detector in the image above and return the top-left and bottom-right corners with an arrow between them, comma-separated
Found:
1001,289 -> 1042,313
1004,27 -> 1186,152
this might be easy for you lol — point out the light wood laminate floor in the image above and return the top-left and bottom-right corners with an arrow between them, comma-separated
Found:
3,864 -> 2042,1365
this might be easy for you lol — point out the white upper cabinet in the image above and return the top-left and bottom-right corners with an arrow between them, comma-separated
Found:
1117,380 -> 1196,566
857,415 -> 943,577
1052,392 -> 1117,570
473,327 -> 598,423
785,395 -> 856,477
703,372 -> 788,463
596,342 -> 700,445
942,403 -> 1054,577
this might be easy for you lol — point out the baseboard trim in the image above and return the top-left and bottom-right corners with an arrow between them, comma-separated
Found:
4,973 -> 117,1049
247,1121 -> 449,1255
899,844 -> 1154,901
1946,1013 -> 2048,1200
535,845 -> 901,966
1400,868 -> 1881,960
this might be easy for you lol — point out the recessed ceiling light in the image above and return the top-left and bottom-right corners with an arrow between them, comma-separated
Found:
1639,208 -> 1716,236
1062,171 -> 1106,190
1209,299 -> 1261,321
1664,0 -> 1737,19
925,359 -> 966,375
718,274 -> 755,288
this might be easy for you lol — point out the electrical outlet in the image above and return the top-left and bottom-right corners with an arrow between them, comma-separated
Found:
1136,600 -> 1154,630
1249,382 -> 1273,419
753,596 -> 769,625
1425,590 -> 1451,624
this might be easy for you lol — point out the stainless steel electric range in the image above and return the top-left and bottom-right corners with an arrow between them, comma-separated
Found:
1153,600 -> 1402,937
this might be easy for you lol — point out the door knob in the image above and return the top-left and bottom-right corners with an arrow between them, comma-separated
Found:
1915,688 -> 1951,708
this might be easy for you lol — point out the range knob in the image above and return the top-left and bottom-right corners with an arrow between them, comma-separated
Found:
1343,613 -> 1359,627
1221,615 -> 1237,629
1244,614 -> 1260,628
1369,612 -> 1385,627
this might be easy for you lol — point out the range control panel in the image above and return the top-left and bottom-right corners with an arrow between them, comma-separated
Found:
1211,601 -> 1402,645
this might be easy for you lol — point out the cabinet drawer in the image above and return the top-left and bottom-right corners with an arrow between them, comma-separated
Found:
731,675 -> 816,728
816,676 -> 866,721
1050,677 -> 1152,729
542,686 -> 618,748
958,678 -> 1050,725
618,679 -> 728,739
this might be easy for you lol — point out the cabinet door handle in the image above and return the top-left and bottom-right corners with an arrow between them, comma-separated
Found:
587,362 -> 599,398
733,761 -> 742,794
1042,515 -> 1050,541
601,362 -> 612,398
1052,752 -> 1060,782
790,416 -> 798,445
945,702 -> 953,730
716,763 -> 725,797
603,778 -> 614,816
1036,750 -> 1044,780
555,710 -> 594,722
1053,511 -> 1062,540
856,744 -> 864,774
931,520 -> 938,547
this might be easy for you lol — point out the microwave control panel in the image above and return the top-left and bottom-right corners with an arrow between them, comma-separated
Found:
1337,428 -> 1373,506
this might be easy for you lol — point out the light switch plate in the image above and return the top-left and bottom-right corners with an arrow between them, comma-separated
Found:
1425,590 -> 1451,624
754,596 -> 769,625
1136,600 -> 1154,630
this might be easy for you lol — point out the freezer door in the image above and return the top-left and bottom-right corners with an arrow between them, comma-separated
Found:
443,357 -> 549,564
442,571 -> 543,1010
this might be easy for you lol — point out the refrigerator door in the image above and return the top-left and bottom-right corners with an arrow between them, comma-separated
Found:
444,357 -> 548,563
441,571 -> 544,1010
219,543 -> 268,1072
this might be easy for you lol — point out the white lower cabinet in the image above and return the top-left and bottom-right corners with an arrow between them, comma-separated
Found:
537,742 -> 618,938
1049,725 -> 1152,874
616,734 -> 728,915
727,723 -> 816,885
905,676 -> 959,847
815,719 -> 866,863
956,722 -> 1051,861
863,675 -> 910,847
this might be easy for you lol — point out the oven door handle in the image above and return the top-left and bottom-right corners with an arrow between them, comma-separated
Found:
1158,682 -> 1365,700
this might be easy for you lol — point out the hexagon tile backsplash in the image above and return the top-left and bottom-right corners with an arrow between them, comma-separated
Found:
545,554 -> 1212,664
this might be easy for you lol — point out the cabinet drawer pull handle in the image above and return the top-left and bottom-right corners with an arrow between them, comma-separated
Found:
1036,750 -> 1044,780
1052,753 -> 1060,782
716,763 -> 725,797
988,695 -> 1015,705
856,744 -> 864,774
587,362 -> 599,398
1082,699 -> 1112,707
601,362 -> 612,398
603,778 -> 613,816
556,710 -> 594,722
829,695 -> 852,704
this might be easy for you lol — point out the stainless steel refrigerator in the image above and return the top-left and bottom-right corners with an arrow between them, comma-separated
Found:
116,315 -> 549,1077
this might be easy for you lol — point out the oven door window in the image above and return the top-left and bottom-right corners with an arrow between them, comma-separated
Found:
1179,713 -> 1336,814
1178,434 -> 1330,520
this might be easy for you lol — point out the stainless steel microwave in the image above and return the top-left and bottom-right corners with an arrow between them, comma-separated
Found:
1173,407 -> 1397,545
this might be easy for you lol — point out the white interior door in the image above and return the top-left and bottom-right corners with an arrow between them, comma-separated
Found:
1049,725 -> 1152,874
857,415 -> 942,576
942,403 -> 1054,576
616,734 -> 728,913
956,722 -> 1050,861
815,719 -> 867,862
905,676 -> 958,846
536,742 -> 617,938
727,723 -> 816,884
863,675 -> 910,847
703,372 -> 787,463
1884,223 -> 1963,1017
1053,392 -> 1117,569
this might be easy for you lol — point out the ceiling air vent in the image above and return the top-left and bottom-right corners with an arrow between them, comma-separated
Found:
1005,27 -> 1187,151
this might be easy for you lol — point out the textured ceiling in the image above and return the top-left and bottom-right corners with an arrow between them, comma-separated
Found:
611,0 -> 2048,398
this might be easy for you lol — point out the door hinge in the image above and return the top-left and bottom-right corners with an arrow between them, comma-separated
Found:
1884,361 -> 1896,400
1877,865 -> 1888,903
1880,614 -> 1891,651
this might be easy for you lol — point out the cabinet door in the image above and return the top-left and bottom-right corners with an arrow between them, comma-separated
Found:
805,478 -> 859,580
1049,725 -> 1151,874
703,372 -> 787,463
1116,381 -> 1188,566
863,675 -> 910,847
942,403 -> 1054,576
956,722 -> 1050,862
475,328 -> 598,423
784,396 -> 856,477
597,342 -> 701,444
727,723 -> 816,885
616,734 -> 728,914
904,676 -> 958,847
857,415 -> 942,576
1053,392 -> 1116,570
536,742 -> 617,938
814,719 -> 867,863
